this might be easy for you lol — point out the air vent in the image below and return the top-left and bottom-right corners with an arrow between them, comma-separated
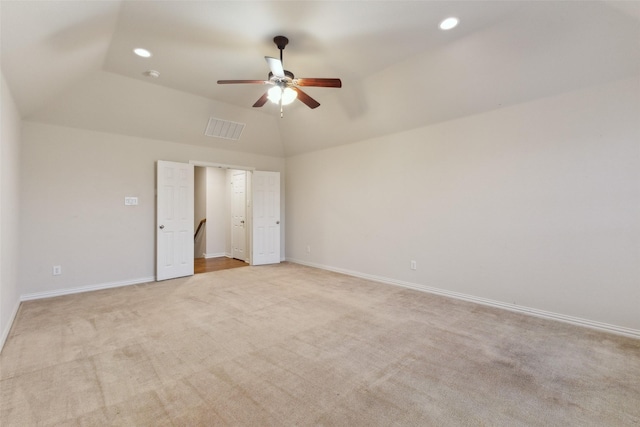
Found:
204,117 -> 245,140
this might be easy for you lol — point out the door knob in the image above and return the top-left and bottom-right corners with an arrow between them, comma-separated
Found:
159,225 -> 165,229
276,221 -> 280,225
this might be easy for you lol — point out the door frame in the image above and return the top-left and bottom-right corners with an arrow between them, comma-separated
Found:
189,160 -> 281,266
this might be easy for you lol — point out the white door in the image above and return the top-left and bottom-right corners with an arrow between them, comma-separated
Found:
252,171 -> 280,265
156,161 -> 194,280
231,170 -> 247,261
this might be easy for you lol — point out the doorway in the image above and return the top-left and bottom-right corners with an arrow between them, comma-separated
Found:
156,160 -> 281,281
193,167 -> 249,274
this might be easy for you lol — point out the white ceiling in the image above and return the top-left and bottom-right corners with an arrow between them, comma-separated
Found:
2,1 -> 639,156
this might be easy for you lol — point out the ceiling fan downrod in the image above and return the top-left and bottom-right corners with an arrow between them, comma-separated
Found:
273,35 -> 289,66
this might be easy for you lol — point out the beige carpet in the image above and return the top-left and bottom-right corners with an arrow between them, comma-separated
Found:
1,263 -> 639,426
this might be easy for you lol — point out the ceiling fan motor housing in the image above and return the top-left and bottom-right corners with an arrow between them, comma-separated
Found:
269,70 -> 295,81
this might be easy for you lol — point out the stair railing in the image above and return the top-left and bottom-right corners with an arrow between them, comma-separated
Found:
194,218 -> 206,241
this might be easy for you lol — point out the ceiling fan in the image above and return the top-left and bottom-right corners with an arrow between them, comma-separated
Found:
217,36 -> 342,115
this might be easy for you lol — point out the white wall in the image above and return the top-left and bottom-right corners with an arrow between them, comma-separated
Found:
286,76 -> 640,332
30,70 -> 286,158
1,73 -> 22,349
205,167 -> 227,257
19,122 -> 285,296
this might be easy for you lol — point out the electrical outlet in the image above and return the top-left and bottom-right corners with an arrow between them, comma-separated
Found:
306,245 -> 311,253
410,260 -> 417,270
53,265 -> 62,276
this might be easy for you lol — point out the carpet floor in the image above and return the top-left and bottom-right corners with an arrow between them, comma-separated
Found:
1,263 -> 639,426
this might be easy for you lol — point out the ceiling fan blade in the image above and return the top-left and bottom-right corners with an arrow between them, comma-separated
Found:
252,92 -> 269,108
265,57 -> 285,78
292,87 -> 320,109
294,78 -> 342,88
217,80 -> 269,85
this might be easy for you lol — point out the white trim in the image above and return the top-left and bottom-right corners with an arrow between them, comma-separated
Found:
287,258 -> 640,339
0,299 -> 21,353
20,276 -> 155,302
203,252 -> 227,259
189,160 -> 255,171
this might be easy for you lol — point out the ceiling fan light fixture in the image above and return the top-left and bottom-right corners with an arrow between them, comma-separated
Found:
439,17 -> 459,30
267,86 -> 282,103
268,86 -> 297,105
281,87 -> 297,105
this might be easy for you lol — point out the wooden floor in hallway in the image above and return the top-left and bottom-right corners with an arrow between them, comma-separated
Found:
194,256 -> 248,274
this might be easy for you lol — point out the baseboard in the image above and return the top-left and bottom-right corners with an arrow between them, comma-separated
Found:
0,299 -> 21,353
20,276 -> 155,302
204,252 -> 227,259
287,258 -> 640,340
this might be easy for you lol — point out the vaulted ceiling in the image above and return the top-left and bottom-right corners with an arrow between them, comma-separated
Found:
2,1 -> 639,157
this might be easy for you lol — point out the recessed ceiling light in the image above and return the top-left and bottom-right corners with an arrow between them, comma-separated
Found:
133,48 -> 152,58
439,17 -> 459,30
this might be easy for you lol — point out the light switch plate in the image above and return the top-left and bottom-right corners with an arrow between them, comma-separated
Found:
124,197 -> 138,206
